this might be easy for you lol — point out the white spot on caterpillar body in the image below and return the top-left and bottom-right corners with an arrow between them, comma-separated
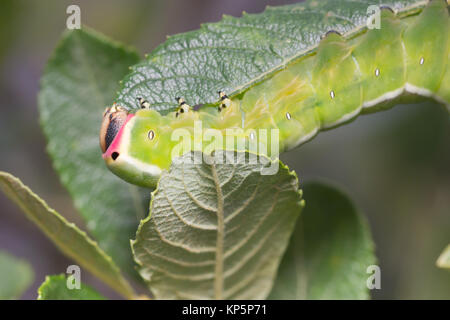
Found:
375,68 -> 380,77
330,90 -> 335,99
286,112 -> 291,120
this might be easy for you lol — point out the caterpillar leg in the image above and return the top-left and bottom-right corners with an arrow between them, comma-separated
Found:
137,97 -> 151,109
175,97 -> 191,117
218,91 -> 231,112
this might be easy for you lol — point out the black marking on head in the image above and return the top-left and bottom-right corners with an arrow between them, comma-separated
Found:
105,117 -> 123,152
111,152 -> 119,161
100,105 -> 129,153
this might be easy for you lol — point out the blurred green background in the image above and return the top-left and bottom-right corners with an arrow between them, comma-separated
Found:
0,0 -> 448,299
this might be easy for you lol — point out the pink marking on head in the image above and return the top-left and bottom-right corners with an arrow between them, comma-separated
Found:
102,113 -> 135,159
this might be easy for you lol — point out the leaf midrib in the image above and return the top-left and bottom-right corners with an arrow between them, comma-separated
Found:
211,163 -> 225,300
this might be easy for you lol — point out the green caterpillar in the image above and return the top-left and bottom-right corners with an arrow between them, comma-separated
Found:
100,0 -> 450,188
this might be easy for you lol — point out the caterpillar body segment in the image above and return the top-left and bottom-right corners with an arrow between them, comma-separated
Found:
100,0 -> 450,188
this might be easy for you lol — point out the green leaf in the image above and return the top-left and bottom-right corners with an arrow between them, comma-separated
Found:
38,274 -> 105,300
132,151 -> 303,299
115,0 -> 425,113
38,28 -> 145,275
0,251 -> 34,299
437,245 -> 450,269
0,172 -> 135,299
269,182 -> 376,299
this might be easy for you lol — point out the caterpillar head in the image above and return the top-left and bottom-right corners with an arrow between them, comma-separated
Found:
100,104 -> 129,154
100,105 -> 166,188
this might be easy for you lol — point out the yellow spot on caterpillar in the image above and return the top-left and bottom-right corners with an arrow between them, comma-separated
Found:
218,91 -> 231,111
175,97 -> 191,117
137,97 -> 151,109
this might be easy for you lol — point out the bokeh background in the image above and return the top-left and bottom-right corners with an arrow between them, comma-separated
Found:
0,0 -> 449,299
